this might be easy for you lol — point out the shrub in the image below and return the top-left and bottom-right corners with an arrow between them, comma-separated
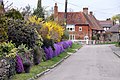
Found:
17,44 -> 32,64
5,8 -> 23,19
0,15 -> 8,42
40,21 -> 64,42
33,46 -> 44,65
0,41 -> 16,58
8,19 -> 43,48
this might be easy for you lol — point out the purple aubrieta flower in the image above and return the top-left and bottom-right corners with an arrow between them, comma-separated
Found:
43,40 -> 73,60
16,55 -> 24,73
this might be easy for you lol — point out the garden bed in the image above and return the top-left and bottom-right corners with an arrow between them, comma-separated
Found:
12,43 -> 82,80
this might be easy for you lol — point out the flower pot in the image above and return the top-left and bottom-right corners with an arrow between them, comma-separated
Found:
23,62 -> 31,73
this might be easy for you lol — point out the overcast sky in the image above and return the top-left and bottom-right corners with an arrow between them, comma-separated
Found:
4,0 -> 120,20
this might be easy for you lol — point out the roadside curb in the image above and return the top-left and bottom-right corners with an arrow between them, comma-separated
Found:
28,47 -> 81,80
110,45 -> 120,58
28,54 -> 71,80
113,51 -> 120,58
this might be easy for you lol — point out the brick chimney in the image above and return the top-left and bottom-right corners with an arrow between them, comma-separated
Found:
0,0 -> 5,14
54,3 -> 58,21
90,11 -> 93,15
83,7 -> 88,15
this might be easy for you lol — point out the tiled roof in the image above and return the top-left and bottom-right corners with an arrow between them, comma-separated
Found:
83,13 -> 104,30
57,11 -> 104,31
58,12 -> 87,24
107,24 -> 120,33
90,15 -> 104,30
99,20 -> 113,28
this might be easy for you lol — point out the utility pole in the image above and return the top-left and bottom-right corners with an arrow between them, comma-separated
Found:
64,0 -> 68,29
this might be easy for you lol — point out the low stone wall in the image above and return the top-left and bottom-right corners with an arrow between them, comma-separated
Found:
0,59 -> 16,80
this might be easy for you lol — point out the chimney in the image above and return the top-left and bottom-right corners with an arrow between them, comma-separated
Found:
83,7 -> 88,15
90,11 -> 93,15
54,3 -> 58,21
0,0 -> 5,14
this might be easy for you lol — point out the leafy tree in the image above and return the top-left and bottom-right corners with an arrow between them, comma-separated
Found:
33,0 -> 44,19
112,14 -> 120,24
22,4 -> 31,17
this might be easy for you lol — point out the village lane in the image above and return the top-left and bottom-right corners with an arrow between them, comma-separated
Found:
38,45 -> 120,80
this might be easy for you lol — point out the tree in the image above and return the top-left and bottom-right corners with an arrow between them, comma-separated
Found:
112,14 -> 120,24
33,0 -> 44,19
22,4 -> 31,17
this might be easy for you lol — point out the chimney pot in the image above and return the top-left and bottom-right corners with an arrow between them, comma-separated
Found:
83,7 -> 88,14
54,3 -> 58,21
55,3 -> 57,6
90,11 -> 93,15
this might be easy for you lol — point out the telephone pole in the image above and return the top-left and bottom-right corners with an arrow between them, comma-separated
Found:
65,0 -> 68,29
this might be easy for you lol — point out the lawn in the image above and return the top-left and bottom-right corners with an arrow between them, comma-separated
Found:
12,43 -> 82,80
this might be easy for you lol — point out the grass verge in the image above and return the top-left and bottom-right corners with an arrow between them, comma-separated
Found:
12,43 -> 82,80
115,42 -> 120,47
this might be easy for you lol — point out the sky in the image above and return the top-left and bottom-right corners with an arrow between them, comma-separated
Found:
4,0 -> 120,20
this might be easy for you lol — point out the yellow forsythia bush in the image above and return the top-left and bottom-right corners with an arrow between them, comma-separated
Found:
27,15 -> 43,25
40,21 -> 64,42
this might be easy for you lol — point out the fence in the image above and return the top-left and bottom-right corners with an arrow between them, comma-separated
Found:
71,40 -> 96,45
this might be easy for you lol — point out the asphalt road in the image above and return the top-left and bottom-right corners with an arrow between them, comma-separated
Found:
38,45 -> 120,80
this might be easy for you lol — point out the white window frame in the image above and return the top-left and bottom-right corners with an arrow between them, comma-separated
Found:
69,34 -> 75,40
79,27 -> 82,31
66,25 -> 75,32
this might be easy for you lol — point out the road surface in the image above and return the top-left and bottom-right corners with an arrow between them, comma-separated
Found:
38,45 -> 120,80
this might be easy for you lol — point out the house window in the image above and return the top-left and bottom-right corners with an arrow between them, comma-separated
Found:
66,25 -> 75,31
67,28 -> 69,30
104,27 -> 107,31
107,28 -> 109,30
69,34 -> 75,40
79,27 -> 82,31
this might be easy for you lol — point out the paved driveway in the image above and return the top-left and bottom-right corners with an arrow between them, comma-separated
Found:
38,45 -> 120,80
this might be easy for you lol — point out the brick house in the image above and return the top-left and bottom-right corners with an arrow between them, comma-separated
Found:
54,3 -> 104,40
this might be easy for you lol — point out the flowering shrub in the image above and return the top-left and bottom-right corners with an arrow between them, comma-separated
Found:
60,40 -> 73,49
43,40 -> 73,60
15,55 -> 24,73
27,15 -> 43,25
40,21 -> 64,42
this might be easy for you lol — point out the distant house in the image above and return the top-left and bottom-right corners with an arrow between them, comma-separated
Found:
99,20 -> 113,31
54,3 -> 104,40
107,24 -> 120,42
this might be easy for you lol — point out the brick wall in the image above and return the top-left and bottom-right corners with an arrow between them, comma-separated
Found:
68,25 -> 92,40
